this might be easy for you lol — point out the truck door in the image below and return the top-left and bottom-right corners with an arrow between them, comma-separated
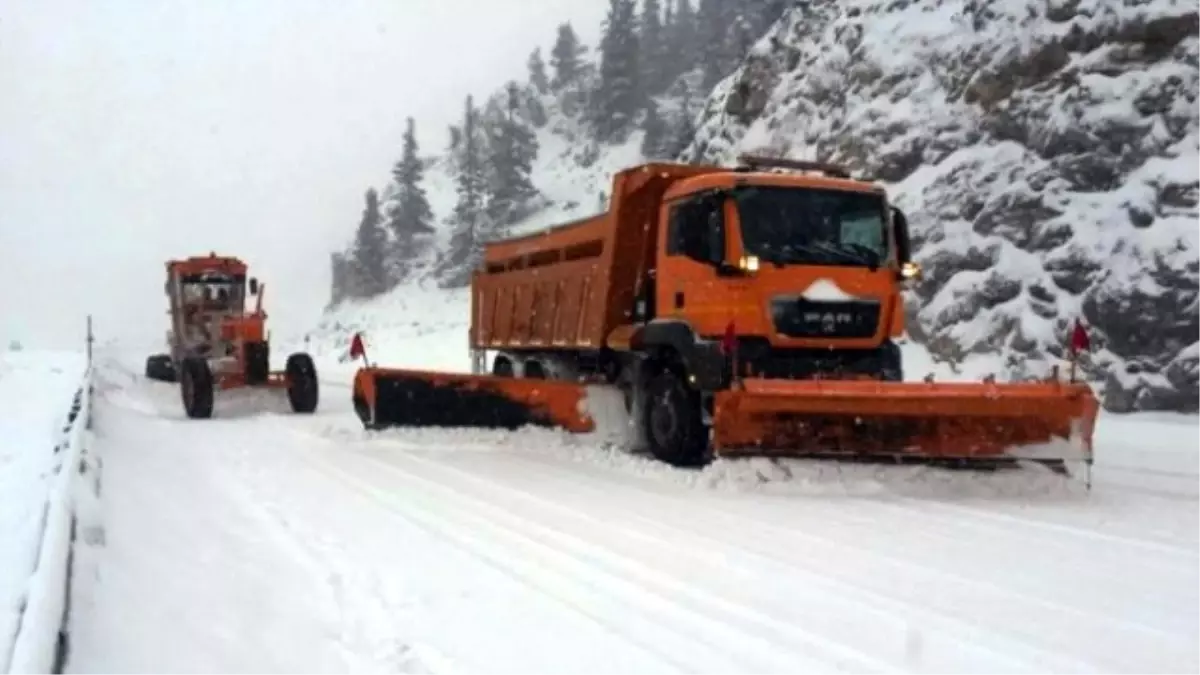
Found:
657,192 -> 731,336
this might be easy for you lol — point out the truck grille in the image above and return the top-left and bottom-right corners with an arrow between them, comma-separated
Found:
771,297 -> 881,339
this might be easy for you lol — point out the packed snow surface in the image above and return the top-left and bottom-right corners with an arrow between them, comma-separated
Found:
0,349 -> 88,670
64,348 -> 1199,673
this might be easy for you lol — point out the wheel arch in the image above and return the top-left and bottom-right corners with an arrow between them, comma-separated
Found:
633,320 -> 727,391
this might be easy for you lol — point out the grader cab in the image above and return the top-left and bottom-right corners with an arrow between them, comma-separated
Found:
145,253 -> 319,419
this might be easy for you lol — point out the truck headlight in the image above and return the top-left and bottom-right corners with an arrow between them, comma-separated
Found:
739,255 -> 760,272
900,261 -> 922,280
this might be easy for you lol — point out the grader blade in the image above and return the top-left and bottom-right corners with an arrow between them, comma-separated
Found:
351,367 -> 596,433
711,379 -> 1100,464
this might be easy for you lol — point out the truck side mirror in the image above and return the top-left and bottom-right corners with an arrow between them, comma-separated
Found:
248,277 -> 259,295
706,211 -> 724,266
716,196 -> 755,276
890,207 -> 920,281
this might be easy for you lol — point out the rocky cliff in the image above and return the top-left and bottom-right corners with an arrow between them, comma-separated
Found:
684,0 -> 1199,412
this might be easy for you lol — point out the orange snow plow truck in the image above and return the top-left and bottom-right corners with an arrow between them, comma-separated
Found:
351,156 -> 1099,472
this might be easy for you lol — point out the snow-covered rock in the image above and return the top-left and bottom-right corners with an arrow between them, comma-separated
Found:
683,0 -> 1199,412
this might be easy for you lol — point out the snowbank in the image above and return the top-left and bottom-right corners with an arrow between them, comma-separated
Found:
1,350 -> 90,674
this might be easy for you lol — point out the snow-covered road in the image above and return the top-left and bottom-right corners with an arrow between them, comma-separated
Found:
65,356 -> 1199,674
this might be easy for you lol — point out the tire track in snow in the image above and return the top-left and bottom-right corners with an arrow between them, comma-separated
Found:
298,451 -> 741,674
363,448 -> 1099,674
221,444 -> 444,674
881,493 -> 1197,558
100,367 -> 446,674
494,451 -> 1198,669
297,445 -> 894,674
283,418 -> 1197,661
403,447 -> 1191,673
273,410 -> 1197,671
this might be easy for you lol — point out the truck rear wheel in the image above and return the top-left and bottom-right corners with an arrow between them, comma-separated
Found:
180,357 -> 214,419
643,370 -> 709,467
492,356 -> 514,377
523,360 -> 546,379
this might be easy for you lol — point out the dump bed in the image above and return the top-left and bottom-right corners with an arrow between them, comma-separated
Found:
470,163 -> 717,352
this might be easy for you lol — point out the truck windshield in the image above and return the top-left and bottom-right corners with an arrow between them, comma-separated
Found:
732,185 -> 887,268
182,278 -> 241,311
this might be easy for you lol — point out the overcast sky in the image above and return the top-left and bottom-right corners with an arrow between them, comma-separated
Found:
0,0 -> 606,351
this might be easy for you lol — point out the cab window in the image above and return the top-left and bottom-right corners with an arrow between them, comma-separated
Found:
667,194 -> 723,265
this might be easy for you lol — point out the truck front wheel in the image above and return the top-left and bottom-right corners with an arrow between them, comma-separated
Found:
643,370 -> 709,468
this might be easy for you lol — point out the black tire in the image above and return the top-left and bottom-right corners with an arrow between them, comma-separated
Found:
642,369 -> 709,467
492,356 -> 514,377
523,360 -> 546,379
286,352 -> 319,414
145,353 -> 176,382
179,357 -> 214,419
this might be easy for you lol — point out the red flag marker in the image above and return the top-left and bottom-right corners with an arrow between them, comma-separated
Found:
349,332 -> 369,366
1070,318 -> 1091,355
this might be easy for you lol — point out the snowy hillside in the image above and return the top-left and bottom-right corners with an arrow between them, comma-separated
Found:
307,115 -> 648,372
682,0 -> 1199,413
315,0 -> 1198,414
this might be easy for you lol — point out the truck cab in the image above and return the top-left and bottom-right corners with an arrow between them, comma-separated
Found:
643,157 -> 920,383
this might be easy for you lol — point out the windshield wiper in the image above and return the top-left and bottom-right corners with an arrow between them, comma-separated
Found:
838,243 -> 882,271
779,242 -> 865,267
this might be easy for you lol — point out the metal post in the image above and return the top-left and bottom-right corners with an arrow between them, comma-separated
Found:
86,314 -> 94,367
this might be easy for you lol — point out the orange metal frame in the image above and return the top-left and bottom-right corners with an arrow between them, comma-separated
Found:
167,253 -> 285,391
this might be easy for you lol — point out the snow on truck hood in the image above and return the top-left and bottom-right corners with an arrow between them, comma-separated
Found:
798,278 -> 861,303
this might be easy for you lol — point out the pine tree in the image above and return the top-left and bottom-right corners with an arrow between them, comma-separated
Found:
639,99 -> 668,159
638,0 -> 667,96
351,188 -> 388,297
439,95 -> 491,287
549,22 -> 587,90
527,47 -> 550,94
593,0 -> 641,142
329,251 -> 350,306
696,0 -> 739,90
668,0 -> 696,82
386,117 -> 435,284
666,81 -> 697,158
486,82 -> 540,231
524,86 -> 549,128
661,0 -> 676,81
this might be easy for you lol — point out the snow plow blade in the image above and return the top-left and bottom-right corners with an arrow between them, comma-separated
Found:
351,367 -> 596,433
711,379 -> 1099,463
